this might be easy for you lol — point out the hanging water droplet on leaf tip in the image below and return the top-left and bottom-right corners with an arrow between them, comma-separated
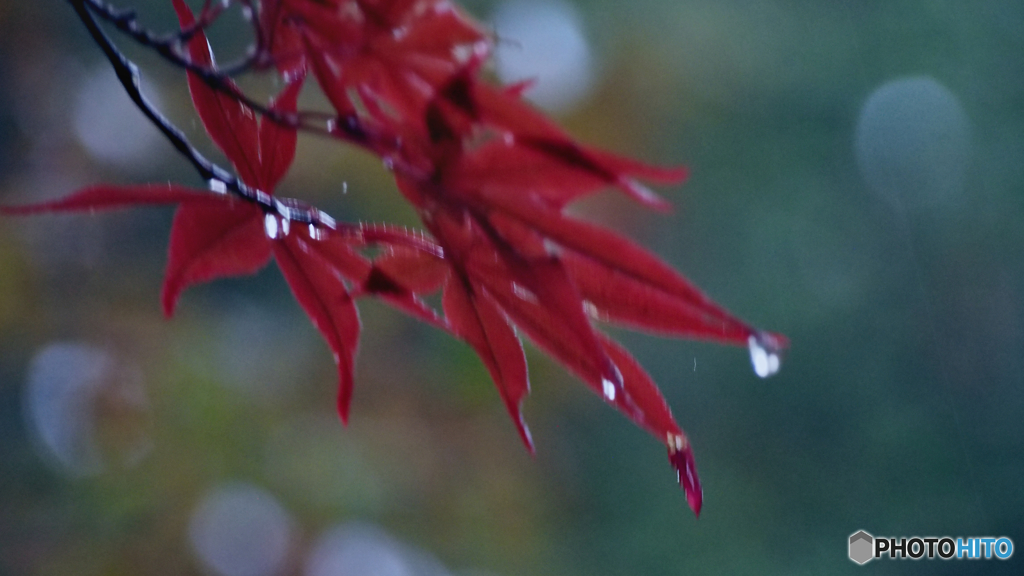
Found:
748,332 -> 783,378
686,484 -> 703,517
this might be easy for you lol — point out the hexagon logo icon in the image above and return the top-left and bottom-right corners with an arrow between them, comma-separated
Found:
849,531 -> 874,564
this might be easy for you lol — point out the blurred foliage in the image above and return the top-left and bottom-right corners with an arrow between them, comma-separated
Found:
1,1 -> 1022,575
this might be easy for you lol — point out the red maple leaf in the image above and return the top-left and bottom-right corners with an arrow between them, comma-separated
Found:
3,0 -> 789,517
376,60 -> 788,515
271,0 -> 488,130
2,0 -> 447,425
161,0 -> 302,317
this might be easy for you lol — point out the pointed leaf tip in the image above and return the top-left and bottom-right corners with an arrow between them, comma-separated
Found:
0,184 -> 211,215
337,378 -> 351,425
618,178 -> 674,212
273,235 -> 362,428
443,276 -> 534,453
668,434 -> 703,517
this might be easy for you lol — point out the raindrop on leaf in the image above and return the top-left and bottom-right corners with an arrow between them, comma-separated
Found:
208,179 -> 228,194
601,377 -> 617,401
748,332 -> 783,378
264,213 -> 279,239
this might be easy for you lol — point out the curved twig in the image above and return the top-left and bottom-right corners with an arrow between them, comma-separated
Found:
67,0 -> 334,229
67,0 -> 439,243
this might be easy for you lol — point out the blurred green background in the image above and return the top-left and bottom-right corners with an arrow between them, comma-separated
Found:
1,0 -> 1022,575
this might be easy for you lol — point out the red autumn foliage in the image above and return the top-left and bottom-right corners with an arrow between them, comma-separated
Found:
3,0 -> 788,516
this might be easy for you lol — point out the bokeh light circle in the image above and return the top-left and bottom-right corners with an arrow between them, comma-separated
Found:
188,482 -> 295,576
491,0 -> 595,113
855,76 -> 971,211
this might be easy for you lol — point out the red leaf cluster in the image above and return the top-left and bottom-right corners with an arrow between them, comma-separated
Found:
3,0 -> 788,516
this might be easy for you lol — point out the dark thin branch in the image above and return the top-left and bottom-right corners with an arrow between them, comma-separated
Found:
67,0 -> 434,233
82,0 -> 256,76
78,0 -> 347,137
73,0 -> 434,178
66,0 -> 337,228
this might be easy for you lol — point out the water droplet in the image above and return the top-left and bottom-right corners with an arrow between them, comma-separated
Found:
542,238 -> 562,256
316,211 -> 337,229
342,181 -> 348,195
748,332 -> 783,378
511,283 -> 537,303
208,179 -> 227,194
601,377 -> 616,401
308,224 -> 328,241
264,214 -> 279,239
452,44 -> 475,65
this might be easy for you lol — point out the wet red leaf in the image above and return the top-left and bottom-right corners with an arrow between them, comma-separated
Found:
443,273 -> 533,452
175,0 -> 307,192
174,0 -> 262,187
0,184 -> 213,215
668,435 -> 703,516
162,202 -> 271,317
257,0 -> 307,75
471,188 -> 751,334
562,252 -> 753,344
367,246 -> 449,294
274,230 -> 362,423
1,0 -> 790,517
258,78 -> 304,191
